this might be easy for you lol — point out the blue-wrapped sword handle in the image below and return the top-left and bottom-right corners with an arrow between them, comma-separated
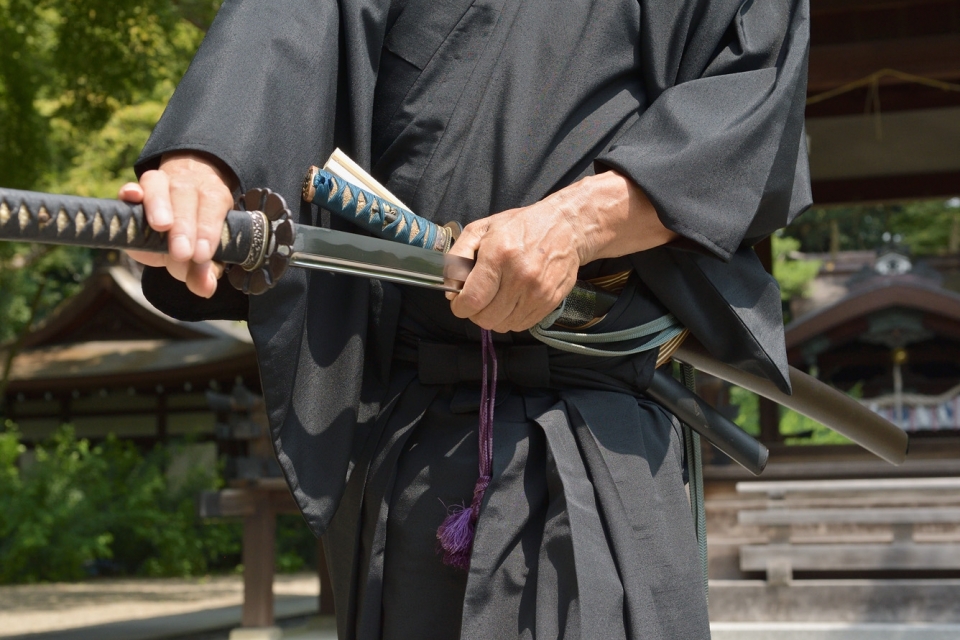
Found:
302,165 -> 618,327
303,167 -> 456,252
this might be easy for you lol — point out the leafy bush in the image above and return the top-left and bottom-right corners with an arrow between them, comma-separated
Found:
0,425 -> 315,584
729,386 -> 855,446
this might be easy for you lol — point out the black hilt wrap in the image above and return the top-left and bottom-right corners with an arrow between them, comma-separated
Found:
0,187 -> 294,295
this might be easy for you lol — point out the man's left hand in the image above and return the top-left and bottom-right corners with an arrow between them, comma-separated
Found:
447,170 -> 678,332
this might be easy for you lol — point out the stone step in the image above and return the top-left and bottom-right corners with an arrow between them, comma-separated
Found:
710,622 -> 960,640
709,579 -> 960,623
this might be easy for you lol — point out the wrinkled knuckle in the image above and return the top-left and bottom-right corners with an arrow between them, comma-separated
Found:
168,175 -> 196,193
459,290 -> 484,313
141,169 -> 163,183
204,181 -> 233,202
522,260 -> 543,282
501,242 -> 523,260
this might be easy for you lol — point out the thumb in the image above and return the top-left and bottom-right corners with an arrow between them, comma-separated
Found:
444,222 -> 485,300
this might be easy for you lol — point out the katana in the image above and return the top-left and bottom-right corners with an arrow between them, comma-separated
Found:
298,154 -> 908,470
0,178 -> 908,471
0,185 -> 614,327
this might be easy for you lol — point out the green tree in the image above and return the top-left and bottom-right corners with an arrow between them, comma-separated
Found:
772,234 -> 821,299
784,199 -> 960,257
0,1 -> 219,415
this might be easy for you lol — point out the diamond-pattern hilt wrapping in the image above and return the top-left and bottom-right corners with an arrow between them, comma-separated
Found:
303,166 -> 454,253
0,186 -> 294,296
0,188 -> 171,253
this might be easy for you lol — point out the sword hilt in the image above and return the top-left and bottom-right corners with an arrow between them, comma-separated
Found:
302,164 -> 616,328
303,166 -> 456,252
0,187 -> 295,295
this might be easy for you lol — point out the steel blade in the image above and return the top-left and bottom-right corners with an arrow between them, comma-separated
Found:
290,224 -> 474,292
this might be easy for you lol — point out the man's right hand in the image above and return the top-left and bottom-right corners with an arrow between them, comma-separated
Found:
119,151 -> 238,298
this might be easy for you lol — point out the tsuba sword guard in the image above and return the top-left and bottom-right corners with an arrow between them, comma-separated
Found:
226,188 -> 295,295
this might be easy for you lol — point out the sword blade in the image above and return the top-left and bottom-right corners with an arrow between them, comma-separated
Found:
290,224 -> 474,292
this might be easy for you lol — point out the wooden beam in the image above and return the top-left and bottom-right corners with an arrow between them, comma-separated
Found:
811,171 -> 960,204
806,82 -> 960,117
811,0 -> 955,16
242,491 -> 276,628
197,487 -> 299,518
740,506 -> 960,525
741,542 -> 960,572
808,34 -> 960,92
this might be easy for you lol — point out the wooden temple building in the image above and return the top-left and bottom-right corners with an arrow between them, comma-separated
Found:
2,265 -> 259,448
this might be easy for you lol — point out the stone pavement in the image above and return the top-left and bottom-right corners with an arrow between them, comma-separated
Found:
5,574 -> 960,640
710,622 -> 960,639
0,573 -> 320,640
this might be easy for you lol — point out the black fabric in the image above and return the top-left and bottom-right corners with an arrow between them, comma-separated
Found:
324,346 -> 707,640
136,0 -> 811,637
416,342 -> 551,388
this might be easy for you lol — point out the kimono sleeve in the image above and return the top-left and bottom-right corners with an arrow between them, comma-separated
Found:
597,0 -> 812,260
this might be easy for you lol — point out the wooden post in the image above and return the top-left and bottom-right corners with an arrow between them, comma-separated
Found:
317,538 -> 335,615
759,397 -> 782,443
754,236 -> 782,442
242,490 -> 275,627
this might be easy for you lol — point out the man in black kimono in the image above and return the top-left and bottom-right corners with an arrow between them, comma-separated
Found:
123,0 -> 811,637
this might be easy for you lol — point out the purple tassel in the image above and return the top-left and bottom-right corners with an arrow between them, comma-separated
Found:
438,329 -> 497,570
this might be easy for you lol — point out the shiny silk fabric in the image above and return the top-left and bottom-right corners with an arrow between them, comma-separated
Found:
137,0 -> 811,637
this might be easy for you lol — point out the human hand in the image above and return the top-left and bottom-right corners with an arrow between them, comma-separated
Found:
119,152 -> 238,298
446,189 -> 586,333
447,170 -> 678,332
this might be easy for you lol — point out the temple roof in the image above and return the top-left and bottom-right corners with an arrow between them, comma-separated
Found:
2,267 -> 256,394
786,256 -> 960,398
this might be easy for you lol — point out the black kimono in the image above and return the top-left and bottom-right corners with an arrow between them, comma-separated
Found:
138,0 -> 811,638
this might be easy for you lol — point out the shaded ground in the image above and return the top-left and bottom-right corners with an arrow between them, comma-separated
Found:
0,573 -> 318,638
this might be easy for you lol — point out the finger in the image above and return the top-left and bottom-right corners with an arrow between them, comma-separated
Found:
444,222 -> 486,298
513,298 -> 560,332
118,182 -> 144,202
129,255 -> 190,283
446,221 -> 484,260
185,261 -> 219,298
125,250 -> 166,268
519,275 -> 578,331
167,175 -> 200,262
449,256 -> 501,319
140,171 -> 174,230
194,181 -> 233,263
470,293 -> 520,332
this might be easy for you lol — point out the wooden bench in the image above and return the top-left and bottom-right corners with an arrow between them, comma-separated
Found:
198,479 -> 334,628
736,478 -> 960,585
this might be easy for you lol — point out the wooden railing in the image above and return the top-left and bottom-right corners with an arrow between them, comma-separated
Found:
198,478 -> 334,627
736,478 -> 960,585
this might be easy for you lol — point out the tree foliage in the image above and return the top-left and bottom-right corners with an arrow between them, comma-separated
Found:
0,425 -> 317,583
784,198 -> 960,257
0,1 -> 219,414
0,425 -> 239,582
0,0 -> 209,190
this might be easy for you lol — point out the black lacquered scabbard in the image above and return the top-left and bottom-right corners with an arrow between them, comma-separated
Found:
0,187 -> 295,294
648,369 -> 769,475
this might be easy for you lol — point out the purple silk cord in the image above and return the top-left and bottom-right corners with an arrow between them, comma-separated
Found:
437,329 -> 497,570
